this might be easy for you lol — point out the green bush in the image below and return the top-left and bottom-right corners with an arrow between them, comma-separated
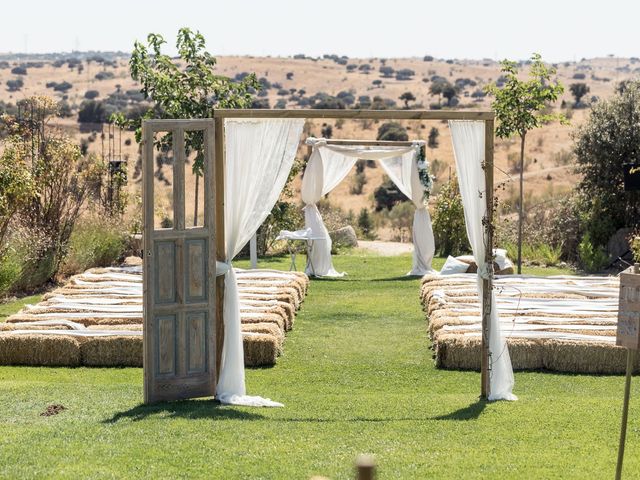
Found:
61,217 -> 127,275
0,245 -> 24,295
578,232 -> 609,273
432,175 -> 469,256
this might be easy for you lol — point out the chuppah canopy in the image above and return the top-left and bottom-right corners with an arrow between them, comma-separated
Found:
301,137 -> 436,277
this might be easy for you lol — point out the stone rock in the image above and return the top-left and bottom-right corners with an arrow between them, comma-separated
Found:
329,226 -> 358,248
607,227 -> 633,260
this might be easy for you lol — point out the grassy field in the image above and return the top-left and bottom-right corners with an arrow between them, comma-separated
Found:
0,253 -> 637,479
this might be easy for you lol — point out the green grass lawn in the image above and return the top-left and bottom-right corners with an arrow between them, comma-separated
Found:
0,253 -> 637,479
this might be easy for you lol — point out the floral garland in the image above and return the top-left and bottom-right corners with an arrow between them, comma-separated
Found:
415,144 -> 434,202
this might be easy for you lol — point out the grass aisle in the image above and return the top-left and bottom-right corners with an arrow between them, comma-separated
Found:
0,253 -> 638,479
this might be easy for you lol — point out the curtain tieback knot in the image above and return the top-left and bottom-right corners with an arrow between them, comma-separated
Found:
216,261 -> 231,277
477,262 -> 493,280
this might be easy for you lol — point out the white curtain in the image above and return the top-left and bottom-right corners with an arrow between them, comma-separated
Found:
216,118 -> 304,407
379,155 -> 435,275
301,138 -> 435,276
449,120 -> 517,401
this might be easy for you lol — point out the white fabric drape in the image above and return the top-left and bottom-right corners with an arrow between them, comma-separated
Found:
449,120 -> 517,401
379,155 -> 435,276
216,118 -> 304,407
301,138 -> 435,276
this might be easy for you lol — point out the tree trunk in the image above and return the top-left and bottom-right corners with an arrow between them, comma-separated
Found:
517,133 -> 526,274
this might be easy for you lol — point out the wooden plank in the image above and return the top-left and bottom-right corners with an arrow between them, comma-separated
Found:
214,117 -> 226,381
142,122 -> 155,403
145,119 -> 212,131
204,122 -> 217,384
481,118 -> 495,399
213,108 -> 494,121
319,139 -> 424,147
172,128 -> 186,231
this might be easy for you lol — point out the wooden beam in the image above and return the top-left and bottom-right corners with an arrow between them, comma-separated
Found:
214,117 -> 226,382
481,118 -> 495,399
204,122 -> 218,387
142,121 -> 155,404
313,138 -> 423,147
213,108 -> 494,121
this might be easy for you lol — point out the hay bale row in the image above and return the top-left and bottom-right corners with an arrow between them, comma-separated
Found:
0,330 -> 279,368
422,273 -> 630,374
1,265 -> 309,368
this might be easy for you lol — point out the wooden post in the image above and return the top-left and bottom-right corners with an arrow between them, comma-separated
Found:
616,349 -> 636,480
142,122 -> 155,404
481,118 -> 495,399
355,454 -> 375,480
214,117 -> 226,381
250,233 -> 258,269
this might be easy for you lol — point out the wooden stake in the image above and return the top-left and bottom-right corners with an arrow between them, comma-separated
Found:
482,118 -> 495,399
356,454 -> 375,480
616,348 -> 636,480
214,117 -> 226,382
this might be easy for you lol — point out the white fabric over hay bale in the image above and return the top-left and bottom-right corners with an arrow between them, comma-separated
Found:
1,263 -> 307,368
424,273 -> 630,374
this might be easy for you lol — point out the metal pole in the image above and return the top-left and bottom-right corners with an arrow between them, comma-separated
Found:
616,348 -> 636,480
250,232 -> 258,269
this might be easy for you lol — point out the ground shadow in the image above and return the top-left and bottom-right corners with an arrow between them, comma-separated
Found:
430,399 -> 488,421
370,276 -> 422,282
104,399 -> 266,423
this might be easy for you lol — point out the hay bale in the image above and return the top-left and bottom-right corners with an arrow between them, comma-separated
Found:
242,323 -> 284,353
0,334 -> 81,366
0,323 -> 73,331
240,313 -> 285,332
243,333 -> 278,367
86,324 -> 142,331
79,336 -> 142,367
541,340 -> 639,374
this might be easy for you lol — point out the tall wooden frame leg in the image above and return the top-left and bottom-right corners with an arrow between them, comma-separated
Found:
214,117 -> 226,383
482,118 -> 495,399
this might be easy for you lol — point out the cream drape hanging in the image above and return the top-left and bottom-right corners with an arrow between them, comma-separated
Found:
216,118 -> 304,407
449,120 -> 517,401
301,138 -> 436,277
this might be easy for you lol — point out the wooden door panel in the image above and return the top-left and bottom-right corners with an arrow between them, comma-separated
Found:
143,120 -> 217,404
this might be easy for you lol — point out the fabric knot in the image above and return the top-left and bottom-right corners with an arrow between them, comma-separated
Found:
477,262 -> 493,280
305,137 -> 327,147
216,261 -> 231,276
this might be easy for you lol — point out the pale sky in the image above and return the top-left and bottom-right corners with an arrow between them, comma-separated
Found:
2,0 -> 639,61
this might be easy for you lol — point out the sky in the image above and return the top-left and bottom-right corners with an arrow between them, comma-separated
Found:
1,0 -> 639,61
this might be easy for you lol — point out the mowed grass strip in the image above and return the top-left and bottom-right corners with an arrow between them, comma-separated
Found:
0,252 -> 638,479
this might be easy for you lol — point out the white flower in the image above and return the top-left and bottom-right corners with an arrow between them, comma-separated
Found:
417,161 -> 427,169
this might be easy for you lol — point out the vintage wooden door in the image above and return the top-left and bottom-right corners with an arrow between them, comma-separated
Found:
142,119 -> 217,403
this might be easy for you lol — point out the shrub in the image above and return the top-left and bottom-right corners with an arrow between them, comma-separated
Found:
60,216 -> 127,275
379,66 -> 394,78
357,208 -> 376,240
0,245 -> 23,295
423,55 -> 434,62
377,122 -> 408,141
388,202 -> 415,242
572,72 -> 586,80
95,71 -> 115,81
11,66 -> 27,75
78,100 -> 107,123
432,176 -> 469,256
373,175 -> 408,211
350,171 -> 367,195
6,79 -> 23,92
428,127 -> 439,149
578,232 -> 609,272
84,90 -> 100,100
53,81 -> 73,93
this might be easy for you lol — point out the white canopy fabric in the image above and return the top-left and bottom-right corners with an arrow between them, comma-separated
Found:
301,138 -> 436,277
216,118 -> 305,407
449,120 -> 516,401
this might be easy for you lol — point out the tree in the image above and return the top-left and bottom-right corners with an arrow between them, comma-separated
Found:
569,82 -> 590,107
441,83 -> 459,106
357,208 -> 376,239
485,53 -> 566,273
399,91 -> 416,109
377,122 -> 408,141
379,66 -> 394,78
128,28 -> 259,225
428,127 -> 439,149
573,80 -> 640,247
6,79 -> 23,92
432,175 -> 469,256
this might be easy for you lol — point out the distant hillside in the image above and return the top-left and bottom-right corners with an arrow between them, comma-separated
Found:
0,53 -> 636,239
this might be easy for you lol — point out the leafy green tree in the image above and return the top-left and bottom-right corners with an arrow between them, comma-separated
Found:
357,208 -> 376,239
377,122 -> 408,141
569,82 -> 590,107
399,91 -> 416,109
573,80 -> 640,247
432,175 -> 469,256
485,53 -> 566,273
128,28 -> 259,224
